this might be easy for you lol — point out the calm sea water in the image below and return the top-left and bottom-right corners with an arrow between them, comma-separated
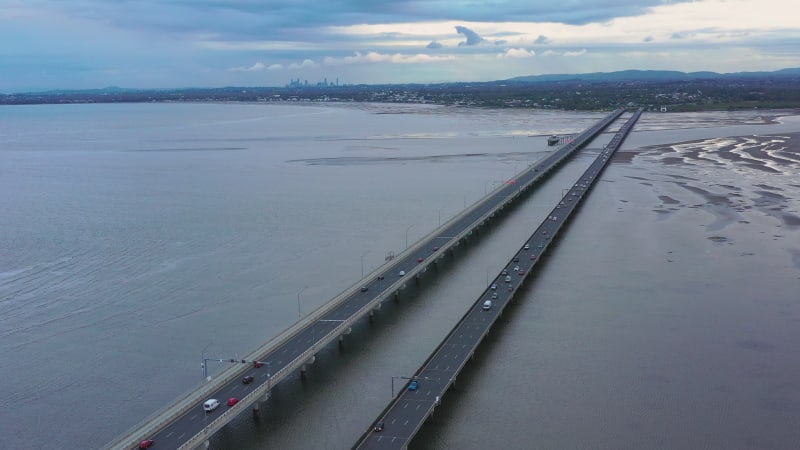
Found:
1,103 -> 799,450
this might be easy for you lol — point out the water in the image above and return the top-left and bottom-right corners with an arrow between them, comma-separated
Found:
1,103 -> 799,449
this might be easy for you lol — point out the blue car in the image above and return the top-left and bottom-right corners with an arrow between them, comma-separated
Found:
408,380 -> 419,391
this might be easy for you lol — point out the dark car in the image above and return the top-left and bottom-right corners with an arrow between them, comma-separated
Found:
360,286 -> 368,292
139,440 -> 154,449
408,380 -> 419,391
373,421 -> 385,432
512,257 -> 519,262
242,375 -> 254,384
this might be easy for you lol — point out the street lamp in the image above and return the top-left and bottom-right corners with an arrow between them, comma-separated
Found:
361,250 -> 370,278
201,343 -> 213,381
405,224 -> 414,249
297,285 -> 308,319
438,206 -> 445,226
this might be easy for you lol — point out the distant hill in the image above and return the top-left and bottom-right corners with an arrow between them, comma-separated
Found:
505,68 -> 800,84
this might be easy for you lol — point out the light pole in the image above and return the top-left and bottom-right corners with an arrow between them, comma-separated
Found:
201,343 -> 213,382
361,250 -> 370,278
297,285 -> 308,320
561,188 -> 569,199
405,224 -> 414,249
438,206 -> 445,226
463,192 -> 467,209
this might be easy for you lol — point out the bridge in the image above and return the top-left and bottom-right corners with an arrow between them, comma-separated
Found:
106,108 -> 626,450
355,108 -> 643,449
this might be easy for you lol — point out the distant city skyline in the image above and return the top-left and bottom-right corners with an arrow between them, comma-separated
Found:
1,0 -> 799,93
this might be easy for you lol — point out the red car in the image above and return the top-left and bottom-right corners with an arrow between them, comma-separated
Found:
253,361 -> 264,368
417,257 -> 424,263
227,398 -> 239,407
530,254 -> 536,260
138,440 -> 154,449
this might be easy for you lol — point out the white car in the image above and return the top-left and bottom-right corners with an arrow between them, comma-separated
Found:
203,399 -> 220,412
399,270 -> 406,276
523,244 -> 530,250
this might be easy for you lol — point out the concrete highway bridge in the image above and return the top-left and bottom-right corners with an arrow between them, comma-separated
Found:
355,108 -> 643,449
106,108 -> 627,450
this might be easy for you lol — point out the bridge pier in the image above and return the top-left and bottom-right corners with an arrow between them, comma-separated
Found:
300,355 -> 316,378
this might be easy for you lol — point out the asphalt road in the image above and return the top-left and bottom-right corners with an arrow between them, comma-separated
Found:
115,109 -> 626,450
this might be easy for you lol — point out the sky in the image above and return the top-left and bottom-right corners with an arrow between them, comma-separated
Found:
1,0 -> 799,92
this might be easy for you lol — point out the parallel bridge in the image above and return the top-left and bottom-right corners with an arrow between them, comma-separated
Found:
355,108 -> 644,449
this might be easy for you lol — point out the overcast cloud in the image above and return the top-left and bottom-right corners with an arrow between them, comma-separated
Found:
0,0 -> 798,92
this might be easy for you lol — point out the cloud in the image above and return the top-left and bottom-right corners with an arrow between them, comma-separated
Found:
455,25 -> 484,46
499,48 -> 536,59
322,51 -> 455,66
228,62 -> 266,72
4,0 -> 800,91
288,59 -> 317,69
564,49 -> 587,57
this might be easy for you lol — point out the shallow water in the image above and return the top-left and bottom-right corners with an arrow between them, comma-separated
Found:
1,104 -> 799,449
